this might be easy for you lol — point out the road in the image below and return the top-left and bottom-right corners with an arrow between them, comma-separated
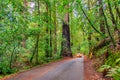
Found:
5,57 -> 84,80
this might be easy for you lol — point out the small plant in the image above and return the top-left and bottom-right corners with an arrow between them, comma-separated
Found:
107,66 -> 120,80
98,65 -> 111,72
99,52 -> 120,79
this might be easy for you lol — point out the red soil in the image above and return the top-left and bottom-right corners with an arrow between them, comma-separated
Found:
84,56 -> 114,80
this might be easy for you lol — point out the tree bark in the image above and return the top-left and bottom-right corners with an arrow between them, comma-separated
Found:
61,3 -> 72,57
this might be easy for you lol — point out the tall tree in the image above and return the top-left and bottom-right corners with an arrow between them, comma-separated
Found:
49,2 -> 52,57
61,1 -> 72,57
30,0 -> 40,64
53,1 -> 57,54
45,2 -> 50,57
45,1 -> 52,57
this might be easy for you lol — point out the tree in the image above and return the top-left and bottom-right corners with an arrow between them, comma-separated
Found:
30,0 -> 40,64
45,0 -> 52,57
53,1 -> 57,54
61,1 -> 72,57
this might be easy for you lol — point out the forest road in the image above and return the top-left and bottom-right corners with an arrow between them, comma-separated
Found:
5,57 -> 84,80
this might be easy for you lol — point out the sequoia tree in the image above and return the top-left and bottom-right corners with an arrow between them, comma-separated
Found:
61,1 -> 72,57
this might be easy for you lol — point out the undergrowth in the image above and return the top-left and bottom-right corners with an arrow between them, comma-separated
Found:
99,51 -> 120,80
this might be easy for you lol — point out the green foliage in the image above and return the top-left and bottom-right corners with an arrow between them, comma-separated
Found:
107,66 -> 120,80
99,52 -> 120,79
98,65 -> 111,72
0,60 -> 16,74
105,52 -> 120,67
80,41 -> 89,54
0,0 -> 120,78
99,65 -> 120,80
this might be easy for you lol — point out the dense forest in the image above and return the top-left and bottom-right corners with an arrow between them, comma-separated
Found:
0,0 -> 120,79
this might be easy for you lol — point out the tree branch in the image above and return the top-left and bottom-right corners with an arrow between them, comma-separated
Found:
80,5 -> 103,35
101,3 -> 116,48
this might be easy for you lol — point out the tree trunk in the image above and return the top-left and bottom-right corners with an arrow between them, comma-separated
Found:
45,3 -> 52,57
61,4 -> 72,57
53,1 -> 57,54
49,6 -> 52,57
45,27 -> 49,57
30,0 -> 40,64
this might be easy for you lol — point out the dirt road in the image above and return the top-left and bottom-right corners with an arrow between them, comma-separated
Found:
5,57 -> 84,80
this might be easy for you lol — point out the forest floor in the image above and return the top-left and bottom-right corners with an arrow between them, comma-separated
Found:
84,55 -> 114,80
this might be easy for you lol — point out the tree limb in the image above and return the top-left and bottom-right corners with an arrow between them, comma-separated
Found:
80,5 -> 103,35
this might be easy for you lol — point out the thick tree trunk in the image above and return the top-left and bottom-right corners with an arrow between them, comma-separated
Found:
61,12 -> 72,57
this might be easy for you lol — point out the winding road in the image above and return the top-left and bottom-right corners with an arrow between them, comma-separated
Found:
6,57 -> 84,80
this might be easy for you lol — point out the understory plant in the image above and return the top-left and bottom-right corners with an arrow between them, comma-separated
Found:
99,52 -> 120,80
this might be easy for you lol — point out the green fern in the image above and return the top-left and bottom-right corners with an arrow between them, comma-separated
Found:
107,67 -> 120,80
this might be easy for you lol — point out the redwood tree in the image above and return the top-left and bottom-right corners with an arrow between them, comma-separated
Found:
61,2 -> 72,57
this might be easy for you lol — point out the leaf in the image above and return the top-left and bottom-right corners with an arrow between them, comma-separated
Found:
98,65 -> 111,72
117,68 -> 120,73
118,0 -> 120,4
116,58 -> 120,64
